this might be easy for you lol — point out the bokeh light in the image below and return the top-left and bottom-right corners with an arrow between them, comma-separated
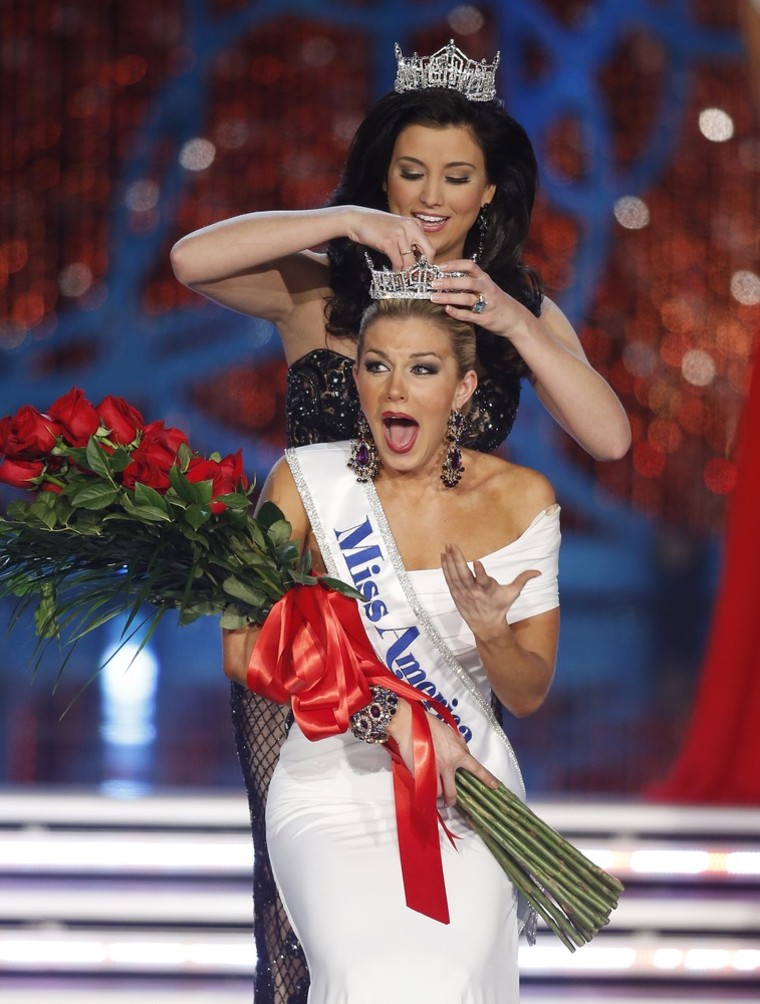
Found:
698,107 -> 735,142
179,138 -> 216,172
614,196 -> 651,230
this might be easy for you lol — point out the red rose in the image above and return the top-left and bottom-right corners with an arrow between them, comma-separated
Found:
97,395 -> 144,445
0,406 -> 64,458
49,387 -> 101,447
40,480 -> 63,494
186,449 -> 247,513
0,457 -> 44,488
122,439 -> 177,492
120,421 -> 189,492
141,420 -> 189,459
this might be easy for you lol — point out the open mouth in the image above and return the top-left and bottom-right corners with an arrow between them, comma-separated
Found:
382,414 -> 419,453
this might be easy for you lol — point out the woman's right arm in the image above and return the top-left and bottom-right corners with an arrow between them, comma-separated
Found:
170,206 -> 434,334
221,456 -> 312,685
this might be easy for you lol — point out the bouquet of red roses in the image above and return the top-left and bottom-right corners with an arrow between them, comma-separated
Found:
0,387 -> 346,659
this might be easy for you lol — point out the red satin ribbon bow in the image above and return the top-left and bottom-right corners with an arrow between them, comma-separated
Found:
247,583 -> 459,924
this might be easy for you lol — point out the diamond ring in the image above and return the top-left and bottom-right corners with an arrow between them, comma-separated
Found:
472,294 -> 487,314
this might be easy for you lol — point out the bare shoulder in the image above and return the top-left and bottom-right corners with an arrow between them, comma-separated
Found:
506,462 -> 556,518
467,452 -> 556,524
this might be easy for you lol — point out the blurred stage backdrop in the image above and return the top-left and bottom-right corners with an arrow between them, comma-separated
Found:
0,0 -> 758,797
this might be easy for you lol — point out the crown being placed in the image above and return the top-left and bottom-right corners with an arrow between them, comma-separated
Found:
366,254 -> 467,300
394,40 -> 500,102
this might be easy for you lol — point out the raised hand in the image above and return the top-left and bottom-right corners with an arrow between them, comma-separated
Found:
429,259 -> 530,340
441,542 -> 540,644
344,207 -> 436,270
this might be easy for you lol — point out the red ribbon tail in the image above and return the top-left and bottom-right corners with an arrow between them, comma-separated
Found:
387,701 -> 450,925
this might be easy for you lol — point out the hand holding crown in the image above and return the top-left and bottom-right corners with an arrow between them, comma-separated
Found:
343,206 -> 436,270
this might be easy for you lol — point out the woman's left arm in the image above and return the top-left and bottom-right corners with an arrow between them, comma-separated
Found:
441,543 -> 559,718
432,264 -> 632,462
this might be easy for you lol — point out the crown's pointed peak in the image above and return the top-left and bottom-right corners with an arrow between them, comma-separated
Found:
394,40 -> 500,102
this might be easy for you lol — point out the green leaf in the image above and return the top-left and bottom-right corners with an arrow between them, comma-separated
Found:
29,493 -> 60,529
190,479 -> 214,505
180,600 -> 224,621
119,493 -> 138,514
130,504 -> 174,523
222,575 -> 269,607
70,510 -> 104,534
65,445 -> 90,466
52,494 -> 75,524
168,464 -> 198,504
34,581 -> 60,639
266,519 -> 293,548
247,519 -> 266,550
85,438 -> 116,479
66,482 -> 120,510
319,576 -> 364,601
228,546 -> 274,570
176,441 -> 193,470
134,483 -> 170,514
109,447 -> 133,473
185,504 -> 211,530
256,500 -> 285,530
219,609 -> 253,630
214,492 -> 250,511
167,523 -> 208,545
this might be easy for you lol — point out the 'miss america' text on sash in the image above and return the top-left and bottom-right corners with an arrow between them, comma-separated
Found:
335,515 -> 474,742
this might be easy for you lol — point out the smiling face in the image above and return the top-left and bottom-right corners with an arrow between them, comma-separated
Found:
385,123 -> 495,262
354,307 -> 477,481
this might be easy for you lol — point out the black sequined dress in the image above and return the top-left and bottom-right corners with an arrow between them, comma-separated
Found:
230,348 -> 521,1003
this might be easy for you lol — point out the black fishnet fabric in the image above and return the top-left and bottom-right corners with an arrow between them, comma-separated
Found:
231,349 -> 522,1001
231,683 -> 309,1003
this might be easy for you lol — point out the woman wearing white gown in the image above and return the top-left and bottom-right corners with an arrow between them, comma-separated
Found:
222,295 -> 560,1003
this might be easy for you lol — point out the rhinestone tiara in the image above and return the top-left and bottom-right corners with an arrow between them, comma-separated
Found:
366,254 -> 467,300
394,40 -> 500,102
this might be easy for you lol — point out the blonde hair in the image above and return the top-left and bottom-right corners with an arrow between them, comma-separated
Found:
357,299 -> 477,378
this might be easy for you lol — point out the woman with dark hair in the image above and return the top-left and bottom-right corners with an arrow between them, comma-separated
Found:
171,42 -> 627,1002
171,54 -> 630,461
325,87 -> 540,326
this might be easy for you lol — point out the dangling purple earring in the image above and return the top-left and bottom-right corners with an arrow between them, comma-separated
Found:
473,204 -> 490,263
441,409 -> 466,488
348,413 -> 381,482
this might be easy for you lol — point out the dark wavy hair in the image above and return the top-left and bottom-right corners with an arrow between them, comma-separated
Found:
324,88 -> 542,381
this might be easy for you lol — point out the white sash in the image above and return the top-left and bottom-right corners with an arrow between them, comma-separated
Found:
286,441 -> 526,801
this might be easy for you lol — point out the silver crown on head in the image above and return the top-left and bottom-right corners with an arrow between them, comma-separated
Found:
394,40 -> 500,102
366,254 -> 466,300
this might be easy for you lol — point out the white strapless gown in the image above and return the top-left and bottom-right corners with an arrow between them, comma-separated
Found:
266,508 -> 560,1004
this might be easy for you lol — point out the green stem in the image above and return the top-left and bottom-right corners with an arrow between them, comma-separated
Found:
483,779 -> 624,894
455,771 -> 622,945
475,822 -> 585,951
458,785 -> 599,939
